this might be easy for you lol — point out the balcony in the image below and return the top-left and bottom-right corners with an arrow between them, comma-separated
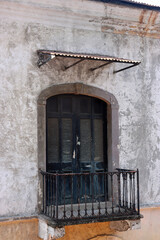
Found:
40,169 -> 141,226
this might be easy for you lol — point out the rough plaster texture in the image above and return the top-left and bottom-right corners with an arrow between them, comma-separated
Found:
0,0 -> 160,217
0,218 -> 40,240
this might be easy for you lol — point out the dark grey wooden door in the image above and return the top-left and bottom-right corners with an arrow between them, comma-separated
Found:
46,94 -> 107,204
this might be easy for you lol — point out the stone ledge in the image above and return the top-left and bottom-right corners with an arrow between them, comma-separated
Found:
38,217 -> 65,240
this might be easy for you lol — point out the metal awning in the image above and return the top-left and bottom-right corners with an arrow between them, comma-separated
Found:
37,50 -> 141,73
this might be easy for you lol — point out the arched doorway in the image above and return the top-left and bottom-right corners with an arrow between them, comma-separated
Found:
38,83 -> 119,208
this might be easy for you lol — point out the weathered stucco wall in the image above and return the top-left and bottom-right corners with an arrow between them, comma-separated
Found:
0,0 -> 160,217
0,218 -> 40,240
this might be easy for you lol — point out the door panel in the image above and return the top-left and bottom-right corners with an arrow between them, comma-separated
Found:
47,118 -> 59,163
94,119 -> 103,162
79,119 -> 91,163
61,118 -> 73,163
46,94 -> 107,204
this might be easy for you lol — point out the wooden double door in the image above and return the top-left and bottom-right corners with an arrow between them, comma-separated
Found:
46,94 -> 107,204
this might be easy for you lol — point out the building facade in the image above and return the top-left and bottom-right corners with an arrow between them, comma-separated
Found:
0,0 -> 160,239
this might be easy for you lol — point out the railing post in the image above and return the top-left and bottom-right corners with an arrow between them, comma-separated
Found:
98,174 -> 101,216
132,172 -> 135,210
46,175 -> 49,216
45,174 -> 47,214
84,174 -> 87,216
117,172 -> 121,212
42,173 -> 44,214
111,173 -> 114,214
125,172 -> 128,209
52,175 -> 55,218
70,175 -> 73,218
129,172 -> 132,209
104,172 -> 108,215
137,169 -> 140,215
91,173 -> 94,216
78,174 -> 81,217
122,172 -> 125,208
56,173 -> 58,220
53,175 -> 56,218
63,176 -> 66,219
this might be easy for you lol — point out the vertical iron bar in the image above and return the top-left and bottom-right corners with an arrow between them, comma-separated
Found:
63,176 -> 66,219
111,173 -> 114,214
49,175 -> 52,217
104,172 -> 108,215
133,172 -> 135,211
45,175 -> 47,214
47,175 -> 49,216
42,174 -> 44,214
122,173 -> 125,208
98,174 -> 101,216
51,175 -> 53,218
71,175 -> 73,218
78,174 -> 81,217
125,173 -> 128,211
85,175 -> 87,216
137,169 -> 140,215
117,172 -> 121,213
129,173 -> 132,209
56,174 -> 58,220
91,173 -> 94,216
53,175 -> 55,218
49,175 -> 51,217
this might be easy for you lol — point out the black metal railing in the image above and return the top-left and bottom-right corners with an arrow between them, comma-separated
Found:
40,169 -> 140,225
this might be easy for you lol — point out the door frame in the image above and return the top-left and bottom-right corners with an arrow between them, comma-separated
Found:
38,83 -> 119,211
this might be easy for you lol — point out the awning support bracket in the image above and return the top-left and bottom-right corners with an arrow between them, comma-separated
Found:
90,61 -> 113,71
113,63 -> 139,74
37,52 -> 55,68
64,59 -> 84,70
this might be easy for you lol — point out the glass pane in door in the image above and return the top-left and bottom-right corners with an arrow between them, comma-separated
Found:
61,118 -> 73,163
79,119 -> 91,163
94,119 -> 104,163
47,118 -> 59,163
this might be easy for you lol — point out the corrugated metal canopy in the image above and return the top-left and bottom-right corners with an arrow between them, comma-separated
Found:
37,50 -> 141,73
92,0 -> 160,10
123,0 -> 160,7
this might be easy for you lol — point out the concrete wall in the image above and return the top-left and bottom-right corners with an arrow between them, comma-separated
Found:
0,0 -> 160,218
0,218 -> 40,240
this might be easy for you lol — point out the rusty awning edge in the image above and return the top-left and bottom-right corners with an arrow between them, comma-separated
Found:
37,50 -> 141,73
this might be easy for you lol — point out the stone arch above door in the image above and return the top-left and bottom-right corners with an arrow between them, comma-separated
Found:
38,82 -> 119,172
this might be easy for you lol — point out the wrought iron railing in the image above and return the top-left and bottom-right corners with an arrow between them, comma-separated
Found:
40,169 -> 140,225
